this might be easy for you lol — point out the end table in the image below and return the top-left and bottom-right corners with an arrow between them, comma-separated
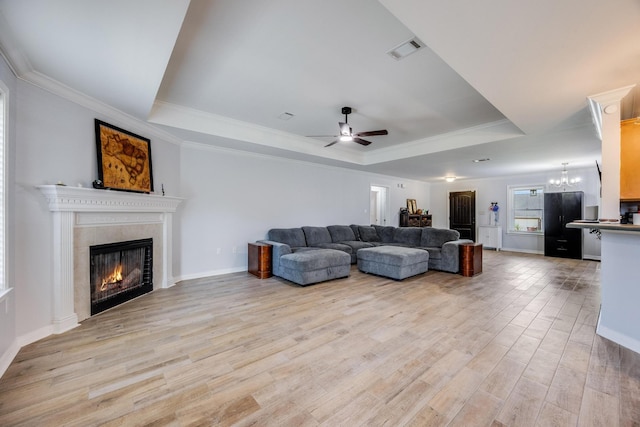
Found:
460,243 -> 483,277
248,242 -> 272,279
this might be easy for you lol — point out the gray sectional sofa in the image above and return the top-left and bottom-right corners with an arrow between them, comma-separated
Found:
259,224 -> 472,285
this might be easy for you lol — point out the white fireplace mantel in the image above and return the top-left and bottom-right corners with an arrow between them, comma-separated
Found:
38,185 -> 183,334
38,185 -> 182,212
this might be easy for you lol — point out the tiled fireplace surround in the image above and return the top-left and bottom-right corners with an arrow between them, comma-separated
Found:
38,185 -> 182,332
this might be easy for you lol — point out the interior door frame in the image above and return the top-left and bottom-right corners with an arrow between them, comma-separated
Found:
447,188 -> 478,240
370,184 -> 390,226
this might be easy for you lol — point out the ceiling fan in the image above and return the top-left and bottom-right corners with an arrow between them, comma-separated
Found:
310,107 -> 388,147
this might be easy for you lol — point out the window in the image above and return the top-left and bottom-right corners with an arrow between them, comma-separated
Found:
0,86 -> 6,292
507,185 -> 544,234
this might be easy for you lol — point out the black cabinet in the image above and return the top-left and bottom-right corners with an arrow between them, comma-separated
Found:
544,191 -> 583,259
399,212 -> 432,227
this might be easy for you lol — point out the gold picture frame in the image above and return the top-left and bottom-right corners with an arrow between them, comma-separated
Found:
95,119 -> 154,193
407,199 -> 417,214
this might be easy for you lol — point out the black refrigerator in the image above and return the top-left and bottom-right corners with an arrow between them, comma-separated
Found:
544,191 -> 583,259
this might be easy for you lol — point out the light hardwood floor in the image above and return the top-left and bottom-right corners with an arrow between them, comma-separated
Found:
1,250 -> 639,426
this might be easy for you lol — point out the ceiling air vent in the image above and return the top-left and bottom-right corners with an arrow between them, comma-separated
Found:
387,37 -> 423,61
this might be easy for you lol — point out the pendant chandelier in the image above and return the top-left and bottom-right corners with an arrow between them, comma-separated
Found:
549,163 -> 580,190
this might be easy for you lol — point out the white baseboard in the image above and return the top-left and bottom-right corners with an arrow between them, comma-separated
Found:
500,248 -> 544,255
597,324 -> 640,354
0,340 -> 20,378
17,325 -> 54,347
500,248 -> 601,261
174,267 -> 247,283
0,324 -> 55,378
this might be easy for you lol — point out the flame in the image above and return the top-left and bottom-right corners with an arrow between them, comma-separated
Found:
101,264 -> 123,291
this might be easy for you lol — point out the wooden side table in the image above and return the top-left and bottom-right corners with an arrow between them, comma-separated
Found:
460,243 -> 483,277
248,242 -> 272,279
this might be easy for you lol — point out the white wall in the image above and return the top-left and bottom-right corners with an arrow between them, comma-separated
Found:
0,54 -> 17,371
429,166 -> 601,257
176,142 -> 430,280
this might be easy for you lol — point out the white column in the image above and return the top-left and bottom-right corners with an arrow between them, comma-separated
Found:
51,211 -> 80,333
162,212 -> 175,288
587,85 -> 635,219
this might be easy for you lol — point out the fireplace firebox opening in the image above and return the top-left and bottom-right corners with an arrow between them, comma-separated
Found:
90,238 -> 153,315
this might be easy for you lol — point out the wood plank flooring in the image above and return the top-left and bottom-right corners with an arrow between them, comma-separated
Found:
1,250 -> 639,426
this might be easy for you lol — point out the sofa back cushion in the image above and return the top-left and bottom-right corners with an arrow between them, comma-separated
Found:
349,224 -> 362,241
358,226 -> 381,242
421,228 -> 460,247
302,226 -> 332,246
327,225 -> 357,243
392,227 -> 422,246
268,228 -> 307,248
373,225 -> 396,243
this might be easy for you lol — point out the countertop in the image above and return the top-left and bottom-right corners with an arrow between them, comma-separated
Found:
567,221 -> 640,233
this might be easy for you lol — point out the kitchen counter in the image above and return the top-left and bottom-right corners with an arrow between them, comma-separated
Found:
568,220 -> 640,353
567,221 -> 640,233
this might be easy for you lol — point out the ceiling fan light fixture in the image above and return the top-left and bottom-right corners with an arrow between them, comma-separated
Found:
339,135 -> 353,142
445,176 -> 456,183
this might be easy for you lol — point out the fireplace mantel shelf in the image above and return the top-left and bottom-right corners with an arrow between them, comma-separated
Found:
37,185 -> 182,213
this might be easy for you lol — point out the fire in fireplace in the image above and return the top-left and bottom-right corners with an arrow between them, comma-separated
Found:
90,238 -> 153,315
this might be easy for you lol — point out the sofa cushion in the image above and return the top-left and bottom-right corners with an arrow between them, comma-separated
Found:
392,227 -> 422,246
358,226 -> 381,242
327,225 -> 357,243
421,228 -> 460,247
312,242 -> 353,255
302,226 -> 332,246
421,246 -> 442,260
339,241 -> 375,252
357,246 -> 429,280
373,225 -> 396,243
349,224 -> 362,241
268,228 -> 307,248
280,249 -> 351,270
279,249 -> 351,286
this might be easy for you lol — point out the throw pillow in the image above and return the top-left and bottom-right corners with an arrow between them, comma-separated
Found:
358,226 -> 381,242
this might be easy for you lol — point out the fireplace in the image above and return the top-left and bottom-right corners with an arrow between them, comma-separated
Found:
90,238 -> 153,315
38,185 -> 182,332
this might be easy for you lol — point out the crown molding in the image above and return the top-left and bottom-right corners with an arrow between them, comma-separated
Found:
152,102 -> 526,167
149,100 -> 366,164
0,28 -> 183,147
587,84 -> 636,141
362,119 -> 523,165
20,70 -> 183,146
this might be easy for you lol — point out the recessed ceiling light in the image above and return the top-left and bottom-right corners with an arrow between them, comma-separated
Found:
473,158 -> 490,163
278,112 -> 294,120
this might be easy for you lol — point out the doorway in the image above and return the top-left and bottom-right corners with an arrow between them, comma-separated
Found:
370,185 -> 389,226
449,190 -> 476,241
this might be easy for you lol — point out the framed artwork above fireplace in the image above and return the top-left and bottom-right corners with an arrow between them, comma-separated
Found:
95,119 -> 154,193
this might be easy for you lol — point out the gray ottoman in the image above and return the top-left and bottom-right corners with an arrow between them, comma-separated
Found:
357,246 -> 429,280
279,249 -> 351,286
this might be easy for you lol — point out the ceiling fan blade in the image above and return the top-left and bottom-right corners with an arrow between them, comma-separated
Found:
325,140 -> 339,147
306,135 -> 338,138
355,129 -> 388,137
353,137 -> 372,146
339,122 -> 351,136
